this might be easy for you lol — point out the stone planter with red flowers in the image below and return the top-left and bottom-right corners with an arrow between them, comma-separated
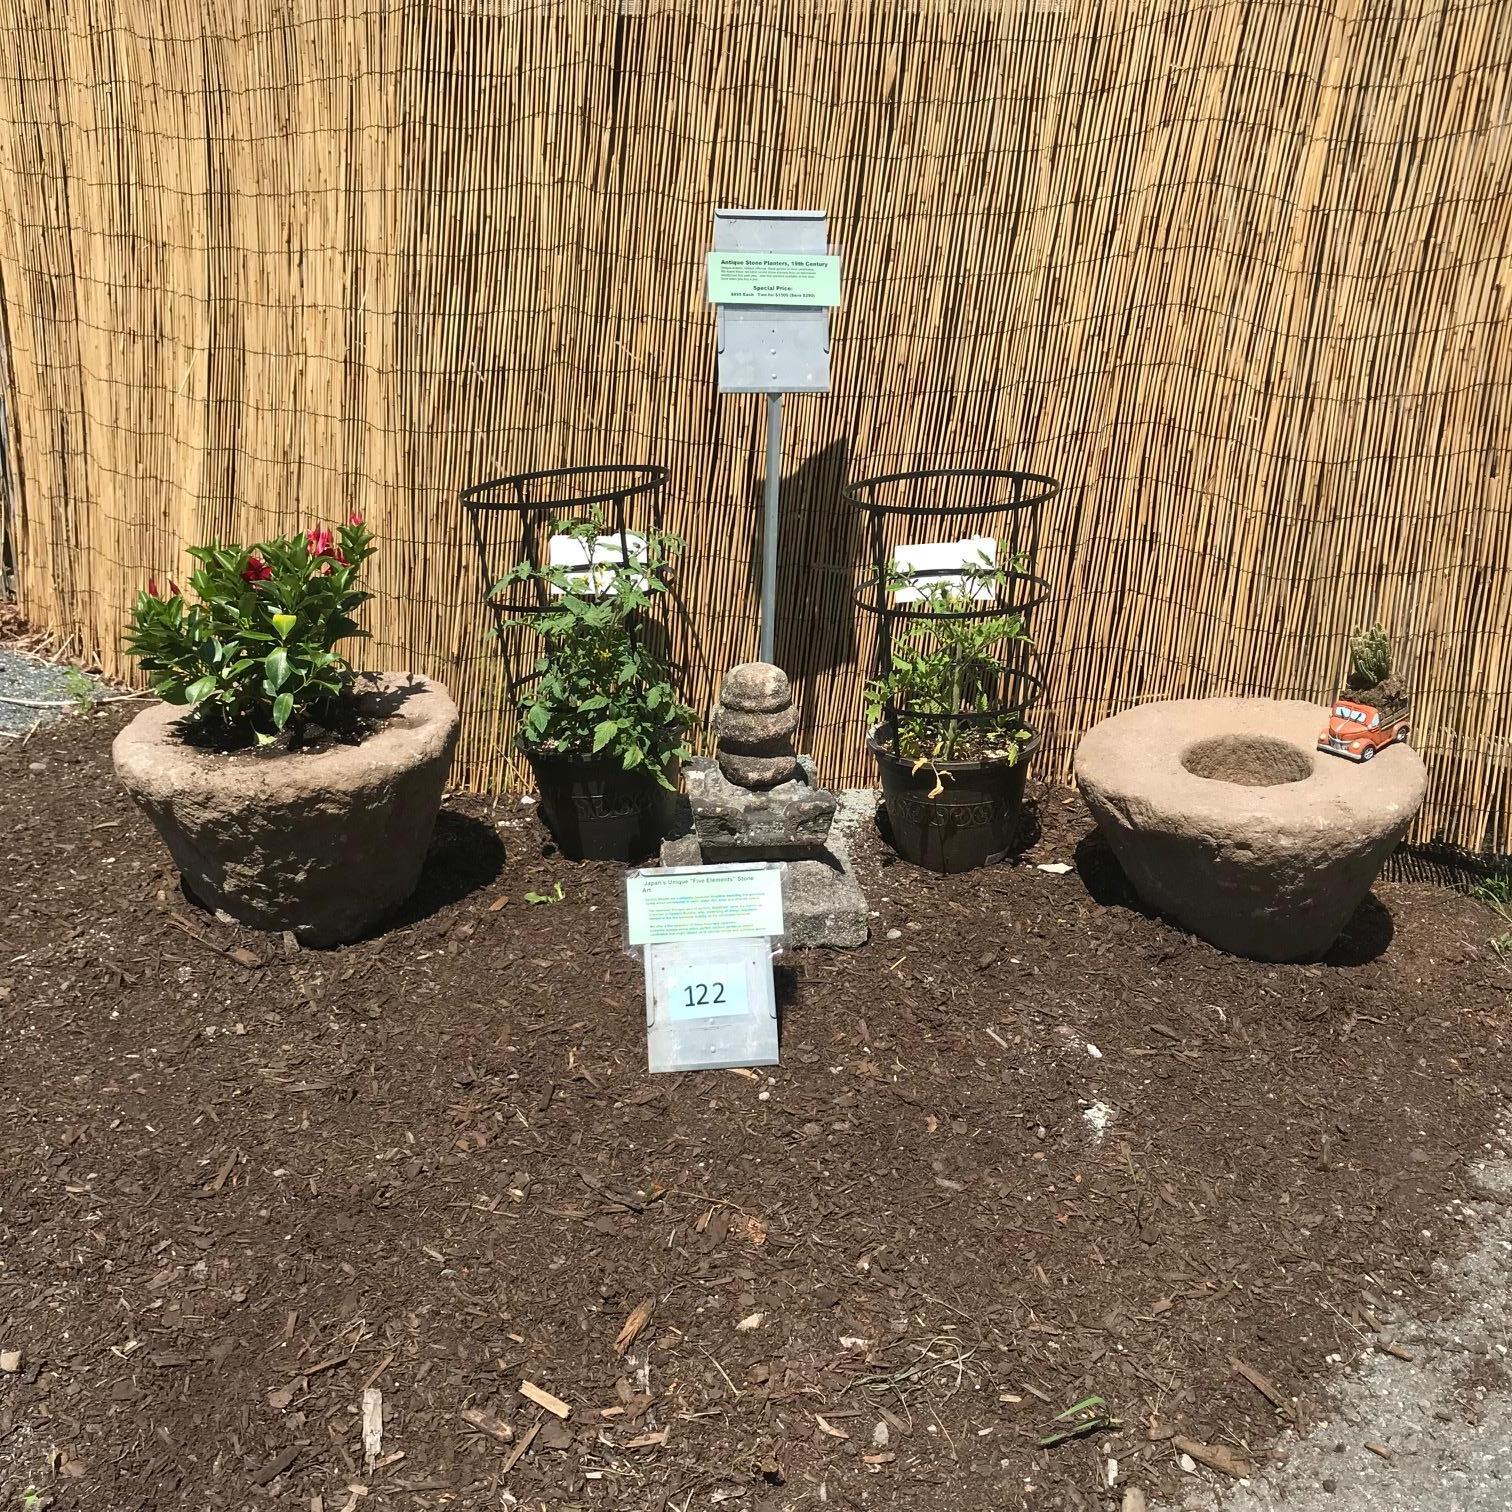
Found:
114,517 -> 459,945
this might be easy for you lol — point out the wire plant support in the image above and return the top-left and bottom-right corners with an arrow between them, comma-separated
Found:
459,463 -> 676,740
846,467 -> 1059,758
460,465 -> 669,617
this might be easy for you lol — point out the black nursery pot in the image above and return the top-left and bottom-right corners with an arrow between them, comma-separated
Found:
867,722 -> 1043,874
522,743 -> 679,863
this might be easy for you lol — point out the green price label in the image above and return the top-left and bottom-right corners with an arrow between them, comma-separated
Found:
707,251 -> 841,308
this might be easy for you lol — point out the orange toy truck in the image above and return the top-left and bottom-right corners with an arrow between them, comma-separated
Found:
1317,697 -> 1411,763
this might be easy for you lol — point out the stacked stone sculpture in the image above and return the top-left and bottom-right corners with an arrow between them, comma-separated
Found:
660,661 -> 869,948
713,662 -> 802,789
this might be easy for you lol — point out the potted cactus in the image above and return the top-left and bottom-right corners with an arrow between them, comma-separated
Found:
113,516 -> 459,943
1317,625 -> 1412,763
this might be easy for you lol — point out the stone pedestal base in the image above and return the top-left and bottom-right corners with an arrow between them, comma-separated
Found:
661,769 -> 873,949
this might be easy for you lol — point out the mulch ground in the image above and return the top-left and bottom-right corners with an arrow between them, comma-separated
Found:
1,703 -> 1509,1512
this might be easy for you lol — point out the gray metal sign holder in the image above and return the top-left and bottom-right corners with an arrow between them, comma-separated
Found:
711,208 -> 834,664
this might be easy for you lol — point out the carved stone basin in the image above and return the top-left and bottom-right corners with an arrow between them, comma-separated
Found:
1074,697 -> 1426,961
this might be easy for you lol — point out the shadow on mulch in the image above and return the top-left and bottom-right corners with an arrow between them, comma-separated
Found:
1324,894 -> 1396,965
382,809 -> 507,933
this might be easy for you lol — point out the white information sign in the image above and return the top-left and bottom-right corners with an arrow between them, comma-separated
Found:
626,863 -> 784,945
629,864 -> 784,1074
892,536 -> 998,602
546,531 -> 647,596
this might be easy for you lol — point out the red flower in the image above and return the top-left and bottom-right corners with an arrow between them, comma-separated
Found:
306,526 -> 336,557
347,511 -> 364,526
168,579 -> 182,597
242,555 -> 273,583
146,577 -> 160,598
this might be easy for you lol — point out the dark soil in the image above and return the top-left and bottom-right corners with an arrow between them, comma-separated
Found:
1181,735 -> 1313,787
874,716 -> 1033,767
1,705 -> 1509,1512
1338,677 -> 1409,719
176,691 -> 386,759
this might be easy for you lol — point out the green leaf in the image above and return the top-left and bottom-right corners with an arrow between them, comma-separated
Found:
591,718 -> 619,752
184,675 -> 218,704
264,648 -> 290,689
271,613 -> 297,640
272,691 -> 294,730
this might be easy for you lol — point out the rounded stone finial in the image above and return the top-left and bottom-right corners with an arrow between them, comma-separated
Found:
713,662 -> 801,789
720,662 -> 792,714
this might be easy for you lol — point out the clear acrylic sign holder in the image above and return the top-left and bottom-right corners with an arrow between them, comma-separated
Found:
626,863 -> 782,1074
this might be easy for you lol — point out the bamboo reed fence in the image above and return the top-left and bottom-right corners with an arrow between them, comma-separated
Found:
0,0 -> 1508,851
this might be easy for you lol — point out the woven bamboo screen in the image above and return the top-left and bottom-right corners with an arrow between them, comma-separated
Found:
1,0 -> 1508,851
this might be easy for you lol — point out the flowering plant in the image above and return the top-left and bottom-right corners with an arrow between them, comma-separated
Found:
126,516 -> 376,745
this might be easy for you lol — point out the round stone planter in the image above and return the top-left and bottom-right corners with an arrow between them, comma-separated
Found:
1074,698 -> 1426,962
113,673 -> 459,946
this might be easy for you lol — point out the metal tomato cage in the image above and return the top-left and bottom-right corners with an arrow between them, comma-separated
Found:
460,464 -> 676,717
845,467 -> 1059,756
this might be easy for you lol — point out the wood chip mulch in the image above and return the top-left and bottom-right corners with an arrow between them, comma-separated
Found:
1,705 -> 1507,1511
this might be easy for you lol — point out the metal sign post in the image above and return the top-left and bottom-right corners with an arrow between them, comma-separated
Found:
761,392 -> 781,662
709,209 -> 839,665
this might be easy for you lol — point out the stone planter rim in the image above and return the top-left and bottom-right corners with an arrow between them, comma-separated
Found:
113,672 -> 452,796
1073,696 -> 1425,835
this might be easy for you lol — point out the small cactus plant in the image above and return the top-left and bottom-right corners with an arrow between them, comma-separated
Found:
1347,624 -> 1393,692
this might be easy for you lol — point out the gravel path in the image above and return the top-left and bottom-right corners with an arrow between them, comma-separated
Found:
0,647 -> 91,735
1187,1118 -> 1512,1512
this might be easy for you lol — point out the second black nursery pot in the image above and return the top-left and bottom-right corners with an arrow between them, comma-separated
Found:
523,744 -> 679,863
868,723 -> 1042,874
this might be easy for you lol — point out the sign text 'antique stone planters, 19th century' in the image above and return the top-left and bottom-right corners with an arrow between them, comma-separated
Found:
113,674 -> 459,946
